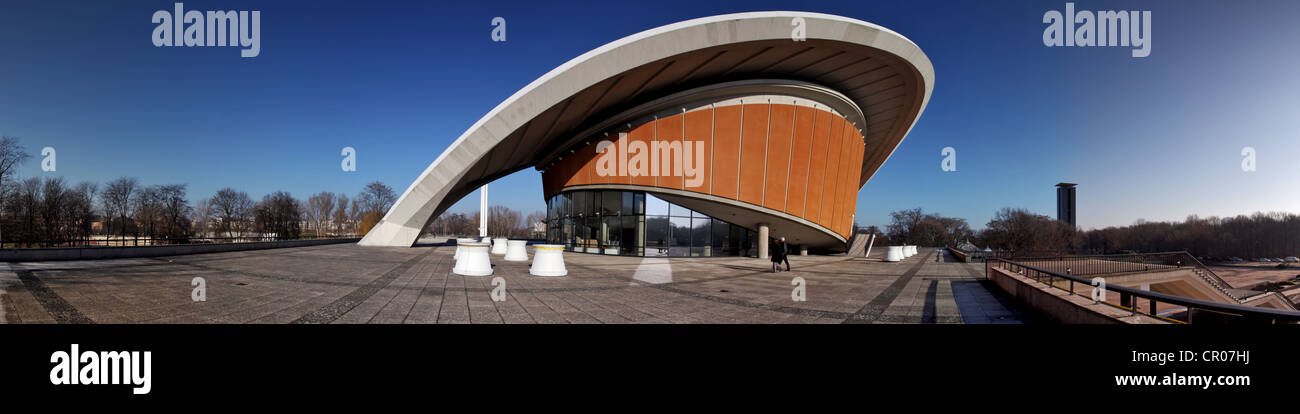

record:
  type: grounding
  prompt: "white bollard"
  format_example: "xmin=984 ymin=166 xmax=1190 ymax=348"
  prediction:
xmin=906 ymin=245 xmax=916 ymax=257
xmin=504 ymin=240 xmax=529 ymax=261
xmin=453 ymin=242 xmax=493 ymax=276
xmin=530 ymin=244 xmax=568 ymax=277
xmin=454 ymin=238 xmax=475 ymax=261
xmin=492 ymin=237 xmax=509 ymax=255
xmin=885 ymin=246 xmax=904 ymax=262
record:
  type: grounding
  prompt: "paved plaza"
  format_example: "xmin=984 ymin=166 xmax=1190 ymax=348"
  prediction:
xmin=0 ymin=243 xmax=1032 ymax=324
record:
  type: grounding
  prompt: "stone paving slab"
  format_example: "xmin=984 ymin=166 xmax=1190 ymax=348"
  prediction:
xmin=0 ymin=244 xmax=1033 ymax=324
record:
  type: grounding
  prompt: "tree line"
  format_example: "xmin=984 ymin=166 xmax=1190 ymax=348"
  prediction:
xmin=877 ymin=205 xmax=1300 ymax=259
xmin=424 ymin=206 xmax=546 ymax=239
xmin=0 ymin=136 xmax=399 ymax=246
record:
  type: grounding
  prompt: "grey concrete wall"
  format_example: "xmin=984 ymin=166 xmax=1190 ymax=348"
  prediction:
xmin=949 ymin=248 xmax=969 ymax=263
xmin=0 ymin=238 xmax=360 ymax=262
xmin=986 ymin=266 xmax=1165 ymax=324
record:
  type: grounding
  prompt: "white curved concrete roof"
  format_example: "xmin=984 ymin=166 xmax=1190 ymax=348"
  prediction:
xmin=362 ymin=11 xmax=934 ymax=247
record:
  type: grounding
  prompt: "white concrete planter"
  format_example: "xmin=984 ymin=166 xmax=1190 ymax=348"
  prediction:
xmin=885 ymin=246 xmax=903 ymax=262
xmin=530 ymin=244 xmax=568 ymax=277
xmin=455 ymin=238 xmax=475 ymax=261
xmin=491 ymin=237 xmax=509 ymax=255
xmin=453 ymin=242 xmax=493 ymax=276
xmin=504 ymin=240 xmax=529 ymax=261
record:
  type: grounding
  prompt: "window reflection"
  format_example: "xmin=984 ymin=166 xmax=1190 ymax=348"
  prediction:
xmin=545 ymin=189 xmax=758 ymax=258
xmin=645 ymin=194 xmax=669 ymax=216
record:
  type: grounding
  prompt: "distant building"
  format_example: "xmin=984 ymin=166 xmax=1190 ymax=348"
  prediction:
xmin=1056 ymin=183 xmax=1077 ymax=227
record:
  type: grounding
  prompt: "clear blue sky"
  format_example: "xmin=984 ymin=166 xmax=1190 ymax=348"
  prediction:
xmin=1 ymin=0 xmax=1296 ymax=231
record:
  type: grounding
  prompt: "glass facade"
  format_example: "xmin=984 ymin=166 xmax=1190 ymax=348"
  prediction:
xmin=546 ymin=190 xmax=757 ymax=257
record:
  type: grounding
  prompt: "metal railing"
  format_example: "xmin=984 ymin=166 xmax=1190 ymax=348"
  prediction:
xmin=997 ymin=251 xmax=1237 ymax=300
xmin=987 ymin=258 xmax=1300 ymax=324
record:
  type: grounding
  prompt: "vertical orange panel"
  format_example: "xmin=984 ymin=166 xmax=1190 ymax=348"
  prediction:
xmin=562 ymin=146 xmax=587 ymax=187
xmin=763 ymin=104 xmax=793 ymax=210
xmin=605 ymin=131 xmax=631 ymax=186
xmin=818 ymin=116 xmax=844 ymax=228
xmin=571 ymin=148 xmax=589 ymax=186
xmin=785 ymin=106 xmax=814 ymax=217
xmin=831 ymin=125 xmax=848 ymax=234
xmin=737 ymin=103 xmax=769 ymax=206
xmin=842 ymin=134 xmax=865 ymax=235
xmin=654 ymin=114 xmax=684 ymax=189
xmin=579 ymin=134 xmax=604 ymax=186
xmin=683 ymin=108 xmax=713 ymax=193
xmin=834 ymin=126 xmax=856 ymax=235
xmin=710 ymin=105 xmax=741 ymax=200
xmin=803 ymin=109 xmax=831 ymax=222
xmin=827 ymin=120 xmax=843 ymax=231
xmin=628 ymin=121 xmax=656 ymax=188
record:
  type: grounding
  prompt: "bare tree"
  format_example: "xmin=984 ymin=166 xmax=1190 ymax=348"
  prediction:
xmin=70 ymin=181 xmax=97 ymax=242
xmin=103 ymin=177 xmax=138 ymax=242
xmin=349 ymin=197 xmax=363 ymax=234
xmin=0 ymin=136 xmax=32 ymax=243
xmin=331 ymin=193 xmax=350 ymax=234
xmin=253 ymin=191 xmax=302 ymax=239
xmin=524 ymin=210 xmax=546 ymax=238
xmin=191 ymin=198 xmax=213 ymax=237
xmin=133 ymin=185 xmax=163 ymax=240
xmin=357 ymin=181 xmax=396 ymax=216
xmin=157 ymin=184 xmax=191 ymax=239
xmin=306 ymin=191 xmax=336 ymax=235
xmin=39 ymin=177 xmax=67 ymax=242
xmin=486 ymin=206 xmax=517 ymax=237
xmin=209 ymin=187 xmax=253 ymax=238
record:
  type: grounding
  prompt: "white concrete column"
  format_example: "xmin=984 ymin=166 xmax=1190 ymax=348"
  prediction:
xmin=479 ymin=185 xmax=488 ymax=238
xmin=758 ymin=223 xmax=769 ymax=259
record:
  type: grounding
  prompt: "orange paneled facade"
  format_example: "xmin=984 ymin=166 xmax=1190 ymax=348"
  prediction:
xmin=542 ymin=102 xmax=865 ymax=240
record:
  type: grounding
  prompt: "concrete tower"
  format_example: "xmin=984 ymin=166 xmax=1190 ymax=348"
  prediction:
xmin=1056 ymin=183 xmax=1076 ymax=228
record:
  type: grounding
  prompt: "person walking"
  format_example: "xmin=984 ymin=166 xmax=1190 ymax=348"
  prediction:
xmin=770 ymin=238 xmax=786 ymax=272
xmin=779 ymin=237 xmax=791 ymax=271
xmin=771 ymin=237 xmax=791 ymax=272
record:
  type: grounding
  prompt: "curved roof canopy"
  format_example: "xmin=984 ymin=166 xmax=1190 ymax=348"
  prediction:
xmin=361 ymin=11 xmax=934 ymax=247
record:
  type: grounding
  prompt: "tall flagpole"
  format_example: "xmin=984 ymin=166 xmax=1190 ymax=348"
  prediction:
xmin=479 ymin=185 xmax=488 ymax=238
